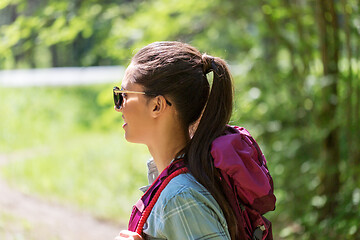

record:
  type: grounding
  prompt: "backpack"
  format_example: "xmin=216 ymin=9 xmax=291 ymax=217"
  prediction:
xmin=211 ymin=126 xmax=276 ymax=240
xmin=129 ymin=126 xmax=276 ymax=239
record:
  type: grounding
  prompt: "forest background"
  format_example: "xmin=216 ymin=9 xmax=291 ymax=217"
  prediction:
xmin=0 ymin=0 xmax=359 ymax=239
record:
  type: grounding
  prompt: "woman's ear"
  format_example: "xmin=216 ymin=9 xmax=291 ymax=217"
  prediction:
xmin=151 ymin=96 xmax=168 ymax=118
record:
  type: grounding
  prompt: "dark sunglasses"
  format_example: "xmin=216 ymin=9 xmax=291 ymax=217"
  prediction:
xmin=113 ymin=86 xmax=172 ymax=109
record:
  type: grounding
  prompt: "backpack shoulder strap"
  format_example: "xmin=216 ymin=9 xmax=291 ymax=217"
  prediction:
xmin=136 ymin=167 xmax=188 ymax=235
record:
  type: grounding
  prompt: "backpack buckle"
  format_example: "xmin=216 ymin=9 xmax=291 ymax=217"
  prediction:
xmin=252 ymin=225 xmax=265 ymax=240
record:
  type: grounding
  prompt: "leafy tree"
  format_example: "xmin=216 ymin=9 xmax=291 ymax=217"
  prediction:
xmin=1 ymin=0 xmax=359 ymax=238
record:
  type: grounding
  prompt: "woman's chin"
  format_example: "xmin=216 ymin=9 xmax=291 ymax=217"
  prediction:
xmin=124 ymin=132 xmax=136 ymax=143
xmin=124 ymin=134 xmax=146 ymax=145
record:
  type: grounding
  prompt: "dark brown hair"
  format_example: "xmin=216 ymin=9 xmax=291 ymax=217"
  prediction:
xmin=131 ymin=41 xmax=237 ymax=239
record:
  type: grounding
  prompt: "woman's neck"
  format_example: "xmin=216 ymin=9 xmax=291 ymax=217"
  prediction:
xmin=147 ymin=125 xmax=189 ymax=173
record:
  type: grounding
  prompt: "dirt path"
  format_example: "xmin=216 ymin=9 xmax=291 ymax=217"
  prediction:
xmin=0 ymin=150 xmax=125 ymax=240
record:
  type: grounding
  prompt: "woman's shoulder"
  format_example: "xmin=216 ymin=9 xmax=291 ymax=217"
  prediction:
xmin=161 ymin=173 xmax=211 ymax=199
xmin=155 ymin=173 xmax=222 ymax=214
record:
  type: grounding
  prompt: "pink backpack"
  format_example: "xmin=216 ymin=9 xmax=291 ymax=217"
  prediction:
xmin=211 ymin=126 xmax=276 ymax=239
xmin=129 ymin=126 xmax=276 ymax=239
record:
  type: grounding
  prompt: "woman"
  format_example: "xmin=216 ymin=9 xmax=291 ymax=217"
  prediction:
xmin=113 ymin=41 xmax=274 ymax=240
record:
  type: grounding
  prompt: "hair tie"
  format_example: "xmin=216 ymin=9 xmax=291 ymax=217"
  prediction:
xmin=202 ymin=54 xmax=215 ymax=74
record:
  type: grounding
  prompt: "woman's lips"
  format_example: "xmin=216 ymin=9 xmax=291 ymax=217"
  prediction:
xmin=122 ymin=115 xmax=127 ymax=128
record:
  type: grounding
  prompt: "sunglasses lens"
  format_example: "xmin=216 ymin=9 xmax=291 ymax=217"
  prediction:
xmin=113 ymin=87 xmax=123 ymax=109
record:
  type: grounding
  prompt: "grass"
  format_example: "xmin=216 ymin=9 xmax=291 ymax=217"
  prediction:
xmin=0 ymin=85 xmax=151 ymax=222
xmin=2 ymin=132 xmax=150 ymax=220
xmin=0 ymin=211 xmax=35 ymax=240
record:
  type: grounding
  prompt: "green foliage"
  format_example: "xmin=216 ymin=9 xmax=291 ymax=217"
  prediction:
xmin=1 ymin=0 xmax=360 ymax=239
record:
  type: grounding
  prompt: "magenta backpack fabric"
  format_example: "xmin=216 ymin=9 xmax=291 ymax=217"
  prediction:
xmin=211 ymin=126 xmax=276 ymax=239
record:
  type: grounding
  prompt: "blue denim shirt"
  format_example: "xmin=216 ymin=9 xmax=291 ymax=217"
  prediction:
xmin=142 ymin=172 xmax=230 ymax=239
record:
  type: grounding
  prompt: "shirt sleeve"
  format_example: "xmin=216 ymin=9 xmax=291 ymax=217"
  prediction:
xmin=149 ymin=189 xmax=231 ymax=240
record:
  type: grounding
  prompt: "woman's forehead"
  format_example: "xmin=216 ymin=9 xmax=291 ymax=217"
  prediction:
xmin=121 ymin=65 xmax=145 ymax=91
xmin=121 ymin=65 xmax=137 ymax=88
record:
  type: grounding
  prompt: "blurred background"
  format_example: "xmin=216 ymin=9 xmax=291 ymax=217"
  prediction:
xmin=0 ymin=0 xmax=359 ymax=239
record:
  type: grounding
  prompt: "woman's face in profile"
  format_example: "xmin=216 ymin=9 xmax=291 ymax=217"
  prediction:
xmin=118 ymin=65 xmax=154 ymax=144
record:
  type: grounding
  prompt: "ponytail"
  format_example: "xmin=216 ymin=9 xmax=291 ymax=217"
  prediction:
xmin=186 ymin=54 xmax=238 ymax=239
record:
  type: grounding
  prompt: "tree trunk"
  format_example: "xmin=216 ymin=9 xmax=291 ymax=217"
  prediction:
xmin=315 ymin=0 xmax=340 ymax=222
xmin=340 ymin=0 xmax=356 ymax=174
xmin=354 ymin=10 xmax=360 ymax=183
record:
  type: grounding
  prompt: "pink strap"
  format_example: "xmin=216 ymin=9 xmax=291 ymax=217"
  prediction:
xmin=136 ymin=167 xmax=188 ymax=235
